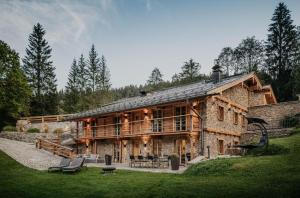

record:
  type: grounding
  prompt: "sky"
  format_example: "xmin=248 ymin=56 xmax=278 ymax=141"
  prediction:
xmin=0 ymin=0 xmax=300 ymax=90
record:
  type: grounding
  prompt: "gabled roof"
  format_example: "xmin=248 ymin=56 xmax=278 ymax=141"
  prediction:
xmin=65 ymin=73 xmax=256 ymax=120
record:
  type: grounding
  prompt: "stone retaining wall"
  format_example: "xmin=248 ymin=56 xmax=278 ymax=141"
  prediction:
xmin=0 ymin=132 xmax=57 ymax=143
xmin=248 ymin=101 xmax=300 ymax=127
xmin=241 ymin=128 xmax=294 ymax=144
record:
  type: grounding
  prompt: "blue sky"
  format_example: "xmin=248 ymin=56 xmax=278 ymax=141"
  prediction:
xmin=0 ymin=0 xmax=299 ymax=89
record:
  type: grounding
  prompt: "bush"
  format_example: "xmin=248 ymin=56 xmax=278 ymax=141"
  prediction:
xmin=185 ymin=158 xmax=234 ymax=176
xmin=247 ymin=144 xmax=290 ymax=156
xmin=27 ymin=128 xmax=40 ymax=133
xmin=2 ymin=125 xmax=17 ymax=132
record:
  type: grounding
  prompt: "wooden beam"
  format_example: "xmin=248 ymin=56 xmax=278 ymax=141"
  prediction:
xmin=205 ymin=127 xmax=241 ymax=137
xmin=212 ymin=95 xmax=248 ymax=112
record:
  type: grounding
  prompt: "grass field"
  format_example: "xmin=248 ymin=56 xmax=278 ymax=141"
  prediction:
xmin=1 ymin=130 xmax=300 ymax=198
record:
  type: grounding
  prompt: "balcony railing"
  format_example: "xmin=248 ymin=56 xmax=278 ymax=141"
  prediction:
xmin=81 ymin=114 xmax=199 ymax=138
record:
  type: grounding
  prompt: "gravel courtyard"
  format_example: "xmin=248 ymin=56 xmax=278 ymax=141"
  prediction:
xmin=0 ymin=138 xmax=62 ymax=170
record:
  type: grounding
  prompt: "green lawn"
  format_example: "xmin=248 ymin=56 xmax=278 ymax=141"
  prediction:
xmin=1 ymin=131 xmax=300 ymax=198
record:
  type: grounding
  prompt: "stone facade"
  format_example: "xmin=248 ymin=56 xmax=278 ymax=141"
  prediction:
xmin=203 ymin=132 xmax=240 ymax=157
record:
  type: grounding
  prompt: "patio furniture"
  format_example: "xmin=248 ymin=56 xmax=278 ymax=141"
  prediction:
xmin=62 ymin=157 xmax=85 ymax=173
xmin=102 ymin=167 xmax=116 ymax=174
xmin=48 ymin=157 xmax=71 ymax=172
xmin=105 ymin=154 xmax=112 ymax=165
xmin=84 ymin=154 xmax=100 ymax=163
xmin=137 ymin=155 xmax=144 ymax=167
xmin=159 ymin=156 xmax=169 ymax=168
xmin=147 ymin=155 xmax=154 ymax=168
xmin=129 ymin=155 xmax=136 ymax=167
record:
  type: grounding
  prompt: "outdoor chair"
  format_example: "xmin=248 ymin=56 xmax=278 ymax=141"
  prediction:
xmin=62 ymin=157 xmax=85 ymax=173
xmin=129 ymin=155 xmax=136 ymax=167
xmin=84 ymin=154 xmax=99 ymax=163
xmin=137 ymin=155 xmax=144 ymax=167
xmin=48 ymin=157 xmax=71 ymax=172
xmin=147 ymin=155 xmax=154 ymax=168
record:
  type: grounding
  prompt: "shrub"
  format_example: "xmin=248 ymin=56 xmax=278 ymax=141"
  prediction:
xmin=27 ymin=128 xmax=40 ymax=133
xmin=185 ymin=158 xmax=234 ymax=176
xmin=2 ymin=125 xmax=17 ymax=132
xmin=247 ymin=144 xmax=290 ymax=156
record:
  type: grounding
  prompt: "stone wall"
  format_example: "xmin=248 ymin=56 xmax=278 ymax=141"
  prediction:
xmin=249 ymin=91 xmax=266 ymax=107
xmin=205 ymin=96 xmax=247 ymax=135
xmin=0 ymin=132 xmax=57 ymax=143
xmin=241 ymin=128 xmax=294 ymax=144
xmin=248 ymin=101 xmax=300 ymax=127
xmin=203 ymin=132 xmax=240 ymax=158
xmin=222 ymin=84 xmax=249 ymax=107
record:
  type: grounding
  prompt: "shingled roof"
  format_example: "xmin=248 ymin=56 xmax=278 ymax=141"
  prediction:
xmin=65 ymin=73 xmax=248 ymax=120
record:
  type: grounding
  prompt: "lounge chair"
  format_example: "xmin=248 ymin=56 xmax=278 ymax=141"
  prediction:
xmin=48 ymin=157 xmax=71 ymax=172
xmin=62 ymin=157 xmax=85 ymax=173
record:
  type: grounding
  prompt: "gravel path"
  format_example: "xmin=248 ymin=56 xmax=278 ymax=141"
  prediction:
xmin=0 ymin=138 xmax=62 ymax=170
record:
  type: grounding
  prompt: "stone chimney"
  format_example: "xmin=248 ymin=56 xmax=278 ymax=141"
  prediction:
xmin=212 ymin=63 xmax=222 ymax=84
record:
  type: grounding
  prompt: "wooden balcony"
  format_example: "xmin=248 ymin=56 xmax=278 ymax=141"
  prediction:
xmin=81 ymin=114 xmax=199 ymax=139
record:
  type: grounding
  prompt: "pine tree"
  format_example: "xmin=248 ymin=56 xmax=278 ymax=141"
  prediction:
xmin=22 ymin=23 xmax=58 ymax=115
xmin=87 ymin=44 xmax=100 ymax=92
xmin=265 ymin=2 xmax=300 ymax=101
xmin=64 ymin=59 xmax=80 ymax=113
xmin=147 ymin=67 xmax=163 ymax=86
xmin=77 ymin=54 xmax=88 ymax=93
xmin=0 ymin=40 xmax=31 ymax=128
xmin=77 ymin=54 xmax=88 ymax=111
xmin=180 ymin=59 xmax=201 ymax=81
xmin=99 ymin=55 xmax=111 ymax=91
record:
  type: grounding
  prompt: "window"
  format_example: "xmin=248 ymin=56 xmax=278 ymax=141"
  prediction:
xmin=91 ymin=120 xmax=97 ymax=137
xmin=175 ymin=106 xmax=186 ymax=131
xmin=152 ymin=110 xmax=163 ymax=132
xmin=241 ymin=115 xmax=246 ymax=127
xmin=218 ymin=139 xmax=224 ymax=154
xmin=217 ymin=106 xmax=224 ymax=121
xmin=233 ymin=112 xmax=238 ymax=125
xmin=114 ymin=116 xmax=121 ymax=135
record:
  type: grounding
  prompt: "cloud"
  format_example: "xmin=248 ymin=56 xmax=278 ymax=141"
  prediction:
xmin=0 ymin=0 xmax=115 ymax=45
xmin=146 ymin=0 xmax=152 ymax=11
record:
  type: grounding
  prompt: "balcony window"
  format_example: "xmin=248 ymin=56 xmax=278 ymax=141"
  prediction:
xmin=114 ymin=116 xmax=121 ymax=135
xmin=175 ymin=106 xmax=186 ymax=131
xmin=152 ymin=110 xmax=163 ymax=132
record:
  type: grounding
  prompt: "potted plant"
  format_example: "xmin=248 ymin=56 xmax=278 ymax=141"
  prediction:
xmin=170 ymin=154 xmax=180 ymax=170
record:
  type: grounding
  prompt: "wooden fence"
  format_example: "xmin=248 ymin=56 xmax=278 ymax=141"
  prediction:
xmin=37 ymin=138 xmax=75 ymax=158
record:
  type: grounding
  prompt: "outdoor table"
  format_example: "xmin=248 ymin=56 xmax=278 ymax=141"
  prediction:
xmin=102 ymin=167 xmax=116 ymax=174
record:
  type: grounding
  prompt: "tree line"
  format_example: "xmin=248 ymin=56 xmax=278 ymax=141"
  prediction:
xmin=0 ymin=2 xmax=299 ymax=129
xmin=215 ymin=3 xmax=300 ymax=102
